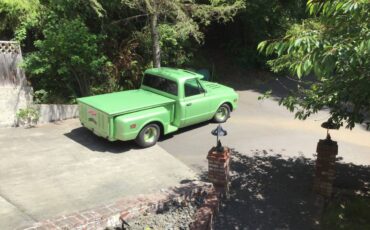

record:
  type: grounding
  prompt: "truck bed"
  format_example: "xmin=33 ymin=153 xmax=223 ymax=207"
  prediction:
xmin=77 ymin=89 xmax=175 ymax=116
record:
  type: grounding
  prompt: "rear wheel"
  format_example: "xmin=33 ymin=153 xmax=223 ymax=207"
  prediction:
xmin=135 ymin=124 xmax=160 ymax=148
xmin=213 ymin=104 xmax=231 ymax=123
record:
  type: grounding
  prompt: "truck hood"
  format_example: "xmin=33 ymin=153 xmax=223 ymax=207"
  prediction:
xmin=201 ymin=81 xmax=235 ymax=94
xmin=77 ymin=89 xmax=175 ymax=116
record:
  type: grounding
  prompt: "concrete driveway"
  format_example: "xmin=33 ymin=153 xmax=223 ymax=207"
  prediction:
xmin=1 ymin=76 xmax=369 ymax=229
xmin=158 ymin=79 xmax=370 ymax=173
xmin=0 ymin=121 xmax=196 ymax=229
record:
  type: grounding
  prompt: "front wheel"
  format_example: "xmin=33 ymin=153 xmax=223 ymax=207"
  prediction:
xmin=213 ymin=104 xmax=231 ymax=123
xmin=135 ymin=124 xmax=160 ymax=148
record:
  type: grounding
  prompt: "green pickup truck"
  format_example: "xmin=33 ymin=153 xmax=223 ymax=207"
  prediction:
xmin=77 ymin=67 xmax=238 ymax=147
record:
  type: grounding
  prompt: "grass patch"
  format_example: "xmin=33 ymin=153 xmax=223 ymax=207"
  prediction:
xmin=321 ymin=196 xmax=370 ymax=229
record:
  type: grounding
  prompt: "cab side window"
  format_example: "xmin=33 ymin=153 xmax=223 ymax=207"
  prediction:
xmin=185 ymin=79 xmax=205 ymax=97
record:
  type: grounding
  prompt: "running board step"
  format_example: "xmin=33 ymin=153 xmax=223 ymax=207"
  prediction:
xmin=167 ymin=124 xmax=178 ymax=134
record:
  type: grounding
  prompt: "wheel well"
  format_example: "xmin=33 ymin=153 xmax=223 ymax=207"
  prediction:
xmin=224 ymin=102 xmax=233 ymax=111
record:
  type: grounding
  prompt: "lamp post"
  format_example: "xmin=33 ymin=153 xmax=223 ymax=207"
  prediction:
xmin=211 ymin=124 xmax=228 ymax=153
xmin=320 ymin=119 xmax=340 ymax=141
xmin=313 ymin=119 xmax=339 ymax=197
xmin=207 ymin=124 xmax=230 ymax=194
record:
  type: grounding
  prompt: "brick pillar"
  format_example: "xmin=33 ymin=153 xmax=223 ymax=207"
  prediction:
xmin=207 ymin=147 xmax=230 ymax=189
xmin=313 ymin=139 xmax=338 ymax=197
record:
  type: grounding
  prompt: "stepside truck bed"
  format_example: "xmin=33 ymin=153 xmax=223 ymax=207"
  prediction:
xmin=77 ymin=89 xmax=175 ymax=140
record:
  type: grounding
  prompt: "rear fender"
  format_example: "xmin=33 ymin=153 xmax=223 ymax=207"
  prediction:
xmin=114 ymin=106 xmax=171 ymax=141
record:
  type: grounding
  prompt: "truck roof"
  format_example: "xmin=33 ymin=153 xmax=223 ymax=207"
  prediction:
xmin=145 ymin=67 xmax=203 ymax=82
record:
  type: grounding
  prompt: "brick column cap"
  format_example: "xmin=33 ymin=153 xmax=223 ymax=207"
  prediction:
xmin=317 ymin=139 xmax=338 ymax=155
xmin=207 ymin=147 xmax=230 ymax=162
xmin=318 ymin=139 xmax=338 ymax=146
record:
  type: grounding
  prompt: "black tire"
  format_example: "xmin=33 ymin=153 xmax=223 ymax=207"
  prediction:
xmin=213 ymin=104 xmax=231 ymax=123
xmin=135 ymin=123 xmax=160 ymax=148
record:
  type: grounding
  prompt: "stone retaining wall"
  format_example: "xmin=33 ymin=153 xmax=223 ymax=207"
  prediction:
xmin=22 ymin=181 xmax=219 ymax=230
xmin=0 ymin=86 xmax=33 ymax=127
xmin=0 ymin=100 xmax=79 ymax=127
xmin=36 ymin=104 xmax=79 ymax=124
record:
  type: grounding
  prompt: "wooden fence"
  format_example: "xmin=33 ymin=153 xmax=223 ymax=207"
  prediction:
xmin=0 ymin=41 xmax=26 ymax=86
xmin=0 ymin=41 xmax=32 ymax=127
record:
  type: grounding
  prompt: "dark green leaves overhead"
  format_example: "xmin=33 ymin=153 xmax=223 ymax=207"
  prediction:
xmin=258 ymin=0 xmax=370 ymax=128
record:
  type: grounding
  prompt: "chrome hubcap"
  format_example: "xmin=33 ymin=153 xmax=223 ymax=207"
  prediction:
xmin=216 ymin=107 xmax=228 ymax=121
xmin=144 ymin=127 xmax=157 ymax=143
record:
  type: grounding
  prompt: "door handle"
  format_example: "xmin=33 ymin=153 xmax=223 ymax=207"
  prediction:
xmin=186 ymin=103 xmax=192 ymax=106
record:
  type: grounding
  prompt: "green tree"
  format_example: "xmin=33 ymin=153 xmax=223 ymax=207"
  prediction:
xmin=122 ymin=0 xmax=245 ymax=67
xmin=258 ymin=0 xmax=370 ymax=128
xmin=24 ymin=18 xmax=108 ymax=99
xmin=0 ymin=0 xmax=40 ymax=41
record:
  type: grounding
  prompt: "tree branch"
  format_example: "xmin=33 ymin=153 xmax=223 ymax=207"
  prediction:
xmin=110 ymin=14 xmax=149 ymax=25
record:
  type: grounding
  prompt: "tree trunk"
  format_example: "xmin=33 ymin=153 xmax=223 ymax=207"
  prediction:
xmin=150 ymin=12 xmax=161 ymax=68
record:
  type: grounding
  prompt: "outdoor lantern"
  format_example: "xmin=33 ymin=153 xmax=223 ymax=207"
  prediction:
xmin=321 ymin=118 xmax=340 ymax=141
xmin=211 ymin=124 xmax=228 ymax=152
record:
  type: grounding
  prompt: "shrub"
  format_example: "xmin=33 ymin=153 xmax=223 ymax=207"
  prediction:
xmin=16 ymin=107 xmax=40 ymax=128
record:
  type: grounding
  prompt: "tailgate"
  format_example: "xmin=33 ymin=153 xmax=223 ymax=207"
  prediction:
xmin=79 ymin=102 xmax=110 ymax=139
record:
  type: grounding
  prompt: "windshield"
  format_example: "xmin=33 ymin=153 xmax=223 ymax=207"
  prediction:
xmin=142 ymin=74 xmax=178 ymax=96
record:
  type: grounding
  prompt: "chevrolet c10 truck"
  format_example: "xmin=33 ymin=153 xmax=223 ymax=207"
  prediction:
xmin=77 ymin=67 xmax=238 ymax=147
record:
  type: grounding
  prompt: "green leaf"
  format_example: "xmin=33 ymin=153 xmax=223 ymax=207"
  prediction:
xmin=257 ymin=41 xmax=267 ymax=52
xmin=296 ymin=63 xmax=302 ymax=78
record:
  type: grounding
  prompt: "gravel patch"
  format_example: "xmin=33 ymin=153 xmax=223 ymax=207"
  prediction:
xmin=109 ymin=193 xmax=209 ymax=230
xmin=127 ymin=204 xmax=197 ymax=230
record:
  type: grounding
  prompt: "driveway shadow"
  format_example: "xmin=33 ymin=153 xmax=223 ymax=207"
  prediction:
xmin=64 ymin=127 xmax=138 ymax=154
xmin=65 ymin=121 xmax=212 ymax=153
xmin=159 ymin=121 xmax=211 ymax=141
xmin=214 ymin=149 xmax=370 ymax=229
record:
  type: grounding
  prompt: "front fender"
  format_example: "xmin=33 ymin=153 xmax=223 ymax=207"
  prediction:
xmin=216 ymin=93 xmax=239 ymax=112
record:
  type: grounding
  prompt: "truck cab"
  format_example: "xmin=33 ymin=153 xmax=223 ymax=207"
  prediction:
xmin=77 ymin=68 xmax=238 ymax=147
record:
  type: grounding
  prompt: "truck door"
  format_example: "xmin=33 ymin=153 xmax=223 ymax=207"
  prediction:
xmin=183 ymin=78 xmax=210 ymax=126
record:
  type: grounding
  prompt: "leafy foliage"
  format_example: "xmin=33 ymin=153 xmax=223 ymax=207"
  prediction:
xmin=121 ymin=0 xmax=245 ymax=66
xmin=0 ymin=0 xmax=245 ymax=102
xmin=101 ymin=39 xmax=148 ymax=92
xmin=258 ymin=0 xmax=370 ymax=128
xmin=24 ymin=18 xmax=108 ymax=99
xmin=0 ymin=0 xmax=41 ymax=41
xmin=134 ymin=24 xmax=195 ymax=67
xmin=16 ymin=107 xmax=40 ymax=128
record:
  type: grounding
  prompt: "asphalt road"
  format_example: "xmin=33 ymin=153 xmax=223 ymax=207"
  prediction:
xmin=158 ymin=85 xmax=370 ymax=173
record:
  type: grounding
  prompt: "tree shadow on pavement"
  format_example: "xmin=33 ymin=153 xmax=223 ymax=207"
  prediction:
xmin=214 ymin=149 xmax=370 ymax=230
xmin=64 ymin=127 xmax=138 ymax=153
